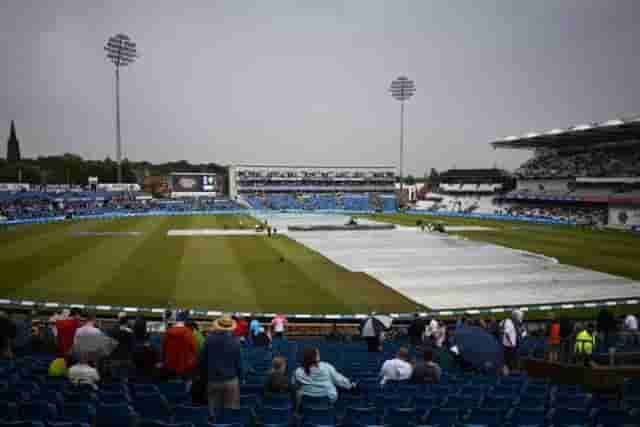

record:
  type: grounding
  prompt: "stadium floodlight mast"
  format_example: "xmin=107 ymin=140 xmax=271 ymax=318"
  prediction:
xmin=105 ymin=34 xmax=137 ymax=183
xmin=389 ymin=76 xmax=416 ymax=192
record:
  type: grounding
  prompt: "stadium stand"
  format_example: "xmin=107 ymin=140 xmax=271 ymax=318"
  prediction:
xmin=229 ymin=165 xmax=398 ymax=212
xmin=490 ymin=116 xmax=640 ymax=229
xmin=1 ymin=313 xmax=639 ymax=427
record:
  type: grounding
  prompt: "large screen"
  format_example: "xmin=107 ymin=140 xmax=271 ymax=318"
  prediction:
xmin=171 ymin=174 xmax=218 ymax=192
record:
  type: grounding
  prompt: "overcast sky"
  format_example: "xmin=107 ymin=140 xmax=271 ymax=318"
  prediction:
xmin=2 ymin=1 xmax=639 ymax=175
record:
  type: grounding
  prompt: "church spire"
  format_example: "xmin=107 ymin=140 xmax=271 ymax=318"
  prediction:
xmin=7 ymin=120 xmax=21 ymax=163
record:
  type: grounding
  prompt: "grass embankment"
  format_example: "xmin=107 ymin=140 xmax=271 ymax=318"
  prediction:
xmin=0 ymin=215 xmax=415 ymax=314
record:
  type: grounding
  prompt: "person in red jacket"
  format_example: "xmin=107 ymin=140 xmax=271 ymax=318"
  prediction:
xmin=163 ymin=311 xmax=197 ymax=378
xmin=233 ymin=314 xmax=248 ymax=341
xmin=56 ymin=308 xmax=81 ymax=357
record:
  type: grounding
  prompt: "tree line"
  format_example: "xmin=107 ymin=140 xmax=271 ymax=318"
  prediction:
xmin=0 ymin=154 xmax=225 ymax=185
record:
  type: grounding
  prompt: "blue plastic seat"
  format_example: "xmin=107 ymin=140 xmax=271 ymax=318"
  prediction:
xmin=158 ymin=382 xmax=190 ymax=405
xmin=518 ymin=396 xmax=546 ymax=410
xmin=46 ymin=423 xmax=91 ymax=427
xmin=594 ymin=407 xmax=639 ymax=427
xmin=172 ymin=405 xmax=211 ymax=426
xmin=551 ymin=407 xmax=591 ymax=427
xmin=260 ymin=406 xmax=290 ymax=425
xmin=0 ymin=422 xmax=45 ymax=427
xmin=385 ymin=407 xmax=417 ymax=427
xmin=19 ymin=401 xmax=58 ymax=422
xmin=134 ymin=394 xmax=171 ymax=422
xmin=427 ymin=407 xmax=459 ymax=427
xmin=344 ymin=406 xmax=377 ymax=426
xmin=98 ymin=390 xmax=131 ymax=404
xmin=61 ymin=391 xmax=98 ymax=404
xmin=301 ymin=407 xmax=336 ymax=426
xmin=131 ymin=384 xmax=160 ymax=397
xmin=215 ymin=408 xmax=254 ymax=426
xmin=95 ymin=403 xmax=137 ymax=427
xmin=466 ymin=408 xmax=503 ymax=427
xmin=0 ymin=401 xmax=18 ymax=421
xmin=482 ymin=395 xmax=513 ymax=411
xmin=510 ymin=407 xmax=548 ymax=427
xmin=0 ymin=391 xmax=29 ymax=403
xmin=443 ymin=396 xmax=479 ymax=412
xmin=139 ymin=422 xmax=195 ymax=427
xmin=59 ymin=403 xmax=95 ymax=424
xmin=552 ymin=393 xmax=590 ymax=410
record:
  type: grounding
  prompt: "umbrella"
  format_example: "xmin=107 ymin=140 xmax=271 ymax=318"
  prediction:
xmin=453 ymin=326 xmax=504 ymax=372
xmin=361 ymin=314 xmax=393 ymax=338
xmin=72 ymin=333 xmax=118 ymax=361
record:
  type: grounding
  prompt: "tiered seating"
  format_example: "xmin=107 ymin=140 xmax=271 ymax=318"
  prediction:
xmin=2 ymin=340 xmax=640 ymax=427
xmin=242 ymin=193 xmax=396 ymax=212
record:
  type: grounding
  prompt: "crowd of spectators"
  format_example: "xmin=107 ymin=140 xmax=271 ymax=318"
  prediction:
xmin=0 ymin=194 xmax=244 ymax=221
xmin=515 ymin=147 xmax=640 ymax=179
xmin=495 ymin=205 xmax=609 ymax=225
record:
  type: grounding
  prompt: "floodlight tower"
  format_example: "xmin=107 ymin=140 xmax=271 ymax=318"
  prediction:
xmin=389 ymin=76 xmax=416 ymax=191
xmin=105 ymin=34 xmax=137 ymax=183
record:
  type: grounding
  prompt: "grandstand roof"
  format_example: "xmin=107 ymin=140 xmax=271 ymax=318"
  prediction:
xmin=491 ymin=114 xmax=640 ymax=149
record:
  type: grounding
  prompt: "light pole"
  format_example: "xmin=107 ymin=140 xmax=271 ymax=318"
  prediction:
xmin=389 ymin=76 xmax=416 ymax=192
xmin=105 ymin=34 xmax=137 ymax=183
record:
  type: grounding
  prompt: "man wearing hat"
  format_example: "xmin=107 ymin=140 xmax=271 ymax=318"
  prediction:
xmin=163 ymin=311 xmax=198 ymax=378
xmin=199 ymin=314 xmax=243 ymax=414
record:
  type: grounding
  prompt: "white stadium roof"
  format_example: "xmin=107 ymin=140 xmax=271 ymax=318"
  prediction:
xmin=492 ymin=114 xmax=640 ymax=149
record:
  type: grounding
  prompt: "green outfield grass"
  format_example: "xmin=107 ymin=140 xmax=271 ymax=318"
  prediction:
xmin=0 ymin=215 xmax=415 ymax=313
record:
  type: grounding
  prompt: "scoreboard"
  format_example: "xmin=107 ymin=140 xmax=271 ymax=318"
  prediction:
xmin=170 ymin=173 xmax=219 ymax=196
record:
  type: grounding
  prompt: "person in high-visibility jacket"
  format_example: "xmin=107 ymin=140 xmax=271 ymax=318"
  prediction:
xmin=574 ymin=324 xmax=595 ymax=366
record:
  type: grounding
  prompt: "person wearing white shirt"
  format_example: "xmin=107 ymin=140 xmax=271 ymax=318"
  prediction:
xmin=73 ymin=313 xmax=103 ymax=343
xmin=501 ymin=311 xmax=521 ymax=372
xmin=379 ymin=347 xmax=413 ymax=385
xmin=624 ymin=314 xmax=638 ymax=331
xmin=68 ymin=354 xmax=100 ymax=390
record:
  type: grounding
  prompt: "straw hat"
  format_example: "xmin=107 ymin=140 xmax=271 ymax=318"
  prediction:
xmin=212 ymin=315 xmax=237 ymax=331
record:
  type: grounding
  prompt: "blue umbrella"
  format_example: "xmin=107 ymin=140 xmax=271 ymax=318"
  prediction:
xmin=454 ymin=326 xmax=504 ymax=372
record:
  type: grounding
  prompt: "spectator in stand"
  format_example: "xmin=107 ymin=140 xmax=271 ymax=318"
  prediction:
xmin=48 ymin=356 xmax=68 ymax=377
xmin=379 ymin=346 xmax=413 ymax=385
xmin=0 ymin=311 xmax=16 ymax=358
xmin=187 ymin=319 xmax=205 ymax=352
xmin=249 ymin=317 xmax=261 ymax=340
xmin=271 ymin=313 xmax=288 ymax=339
xmin=163 ymin=311 xmax=198 ymax=379
xmin=233 ymin=314 xmax=248 ymax=342
xmin=264 ymin=356 xmax=291 ymax=399
xmin=501 ymin=311 xmax=519 ymax=373
xmin=559 ymin=316 xmax=574 ymax=362
xmin=74 ymin=311 xmax=102 ymax=339
xmin=624 ymin=313 xmax=638 ymax=331
xmin=13 ymin=311 xmax=34 ymax=356
xmin=294 ymin=347 xmax=355 ymax=408
xmin=108 ymin=312 xmax=135 ymax=370
xmin=200 ymin=315 xmax=243 ymax=413
xmin=546 ymin=314 xmax=561 ymax=362
xmin=574 ymin=323 xmax=595 ymax=367
xmin=408 ymin=313 xmax=426 ymax=347
xmin=253 ymin=326 xmax=271 ymax=348
xmin=132 ymin=316 xmax=160 ymax=381
xmin=68 ymin=352 xmax=100 ymax=390
xmin=597 ymin=308 xmax=617 ymax=349
xmin=433 ymin=320 xmax=447 ymax=348
xmin=73 ymin=311 xmax=116 ymax=365
xmin=56 ymin=308 xmax=82 ymax=357
xmin=411 ymin=348 xmax=441 ymax=384
xmin=133 ymin=315 xmax=148 ymax=345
